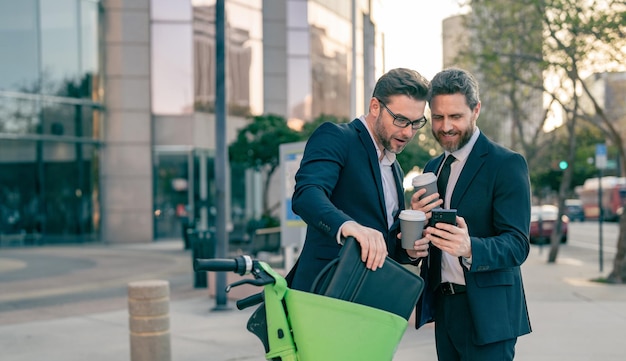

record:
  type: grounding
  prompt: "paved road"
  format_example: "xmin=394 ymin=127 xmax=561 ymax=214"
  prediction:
xmin=568 ymin=221 xmax=618 ymax=254
xmin=1 ymin=237 xmax=626 ymax=360
xmin=0 ymin=240 xmax=204 ymax=324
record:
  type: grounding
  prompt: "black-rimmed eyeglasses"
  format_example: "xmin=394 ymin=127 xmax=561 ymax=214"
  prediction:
xmin=377 ymin=98 xmax=427 ymax=130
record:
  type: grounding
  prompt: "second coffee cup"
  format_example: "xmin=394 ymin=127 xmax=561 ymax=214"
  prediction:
xmin=399 ymin=210 xmax=427 ymax=249
xmin=412 ymin=172 xmax=438 ymax=203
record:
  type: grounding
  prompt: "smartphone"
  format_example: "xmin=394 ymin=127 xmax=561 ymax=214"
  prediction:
xmin=430 ymin=209 xmax=457 ymax=226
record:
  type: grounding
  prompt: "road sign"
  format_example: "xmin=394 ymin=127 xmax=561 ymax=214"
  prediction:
xmin=596 ymin=144 xmax=607 ymax=170
xmin=606 ymin=159 xmax=617 ymax=169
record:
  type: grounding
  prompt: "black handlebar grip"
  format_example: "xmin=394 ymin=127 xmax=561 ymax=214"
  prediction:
xmin=236 ymin=292 xmax=264 ymax=310
xmin=194 ymin=258 xmax=237 ymax=272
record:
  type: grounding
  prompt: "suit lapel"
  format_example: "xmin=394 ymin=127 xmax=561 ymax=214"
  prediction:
xmin=354 ymin=120 xmax=388 ymax=221
xmin=450 ymin=133 xmax=489 ymax=209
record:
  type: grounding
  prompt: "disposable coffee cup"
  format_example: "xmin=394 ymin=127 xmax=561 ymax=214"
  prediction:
xmin=399 ymin=210 xmax=427 ymax=249
xmin=412 ymin=172 xmax=438 ymax=203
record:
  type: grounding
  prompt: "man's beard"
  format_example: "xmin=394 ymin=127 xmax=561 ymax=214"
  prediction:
xmin=433 ymin=126 xmax=474 ymax=153
xmin=374 ymin=113 xmax=407 ymax=154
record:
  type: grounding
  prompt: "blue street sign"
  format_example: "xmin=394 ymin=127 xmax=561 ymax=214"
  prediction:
xmin=596 ymin=144 xmax=607 ymax=169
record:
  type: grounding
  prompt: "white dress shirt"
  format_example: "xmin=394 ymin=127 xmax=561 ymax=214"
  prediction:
xmin=439 ymin=128 xmax=481 ymax=285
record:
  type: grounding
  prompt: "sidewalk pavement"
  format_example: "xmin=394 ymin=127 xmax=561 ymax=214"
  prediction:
xmin=1 ymin=239 xmax=625 ymax=361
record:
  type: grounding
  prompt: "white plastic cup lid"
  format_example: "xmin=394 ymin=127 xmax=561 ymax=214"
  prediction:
xmin=412 ymin=172 xmax=437 ymax=187
xmin=399 ymin=210 xmax=426 ymax=221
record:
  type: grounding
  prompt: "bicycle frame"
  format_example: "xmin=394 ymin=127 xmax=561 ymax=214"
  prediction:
xmin=195 ymin=256 xmax=408 ymax=361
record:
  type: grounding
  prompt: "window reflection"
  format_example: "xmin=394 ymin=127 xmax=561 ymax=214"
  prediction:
xmin=152 ymin=23 xmax=194 ymax=115
xmin=0 ymin=139 xmax=96 ymax=240
xmin=288 ymin=2 xmax=351 ymax=121
xmin=0 ymin=0 xmax=39 ymax=93
xmin=0 ymin=140 xmax=38 ymax=235
xmin=193 ymin=1 xmax=263 ymax=116
xmin=288 ymin=58 xmax=312 ymax=120
xmin=0 ymin=97 xmax=39 ymax=135
xmin=80 ymin=0 xmax=100 ymax=100
xmin=41 ymin=0 xmax=81 ymax=97
xmin=0 ymin=0 xmax=103 ymax=243
xmin=152 ymin=0 xmax=192 ymax=21
xmin=42 ymin=141 xmax=95 ymax=237
xmin=41 ymin=102 xmax=94 ymax=139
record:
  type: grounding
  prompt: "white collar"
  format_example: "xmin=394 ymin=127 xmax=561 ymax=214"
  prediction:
xmin=359 ymin=116 xmax=396 ymax=165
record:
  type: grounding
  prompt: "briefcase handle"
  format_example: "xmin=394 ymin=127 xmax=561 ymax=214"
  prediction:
xmin=310 ymin=257 xmax=340 ymax=294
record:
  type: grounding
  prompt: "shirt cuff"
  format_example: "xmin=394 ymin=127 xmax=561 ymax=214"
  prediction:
xmin=461 ymin=256 xmax=472 ymax=268
xmin=336 ymin=221 xmax=357 ymax=245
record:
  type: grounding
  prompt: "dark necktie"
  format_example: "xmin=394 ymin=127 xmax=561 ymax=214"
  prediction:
xmin=429 ymin=154 xmax=455 ymax=289
xmin=437 ymin=155 xmax=456 ymax=202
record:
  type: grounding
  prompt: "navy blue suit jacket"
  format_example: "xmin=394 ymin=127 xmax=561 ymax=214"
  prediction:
xmin=290 ymin=119 xmax=410 ymax=292
xmin=417 ymin=132 xmax=532 ymax=345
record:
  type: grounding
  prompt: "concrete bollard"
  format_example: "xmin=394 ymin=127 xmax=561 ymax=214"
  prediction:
xmin=128 ymin=280 xmax=171 ymax=361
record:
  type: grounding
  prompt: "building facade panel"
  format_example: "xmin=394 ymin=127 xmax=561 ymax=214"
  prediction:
xmin=104 ymin=9 xmax=150 ymax=43
xmin=105 ymin=44 xmax=151 ymax=77
xmin=100 ymin=143 xmax=152 ymax=176
xmin=102 ymin=0 xmax=152 ymax=243
xmin=102 ymin=203 xmax=153 ymax=243
xmin=104 ymin=111 xmax=152 ymax=143
xmin=102 ymin=175 xmax=153 ymax=208
xmin=105 ymin=77 xmax=151 ymax=111
xmin=153 ymin=115 xmax=194 ymax=146
xmin=1 ymin=0 xmax=385 ymax=246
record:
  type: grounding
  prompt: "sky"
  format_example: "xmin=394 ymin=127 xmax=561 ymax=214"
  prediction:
xmin=382 ymin=0 xmax=465 ymax=80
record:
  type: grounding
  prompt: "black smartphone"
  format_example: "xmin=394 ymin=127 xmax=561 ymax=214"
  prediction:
xmin=430 ymin=209 xmax=457 ymax=226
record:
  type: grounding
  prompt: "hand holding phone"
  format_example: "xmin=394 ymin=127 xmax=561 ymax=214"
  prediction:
xmin=430 ymin=209 xmax=457 ymax=226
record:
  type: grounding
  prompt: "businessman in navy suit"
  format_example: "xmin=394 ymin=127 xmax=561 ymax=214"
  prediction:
xmin=412 ymin=68 xmax=532 ymax=360
xmin=289 ymin=68 xmax=431 ymax=292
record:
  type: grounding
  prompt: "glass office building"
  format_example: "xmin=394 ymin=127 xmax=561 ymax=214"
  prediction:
xmin=0 ymin=0 xmax=384 ymax=246
xmin=0 ymin=0 xmax=102 ymax=244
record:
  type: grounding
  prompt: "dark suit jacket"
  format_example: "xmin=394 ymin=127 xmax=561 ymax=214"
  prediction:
xmin=290 ymin=119 xmax=410 ymax=292
xmin=417 ymin=132 xmax=532 ymax=345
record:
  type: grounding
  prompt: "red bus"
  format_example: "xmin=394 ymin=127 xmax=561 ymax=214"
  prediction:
xmin=575 ymin=176 xmax=626 ymax=221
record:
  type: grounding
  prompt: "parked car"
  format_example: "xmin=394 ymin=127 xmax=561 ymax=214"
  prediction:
xmin=529 ymin=205 xmax=568 ymax=244
xmin=565 ymin=199 xmax=585 ymax=222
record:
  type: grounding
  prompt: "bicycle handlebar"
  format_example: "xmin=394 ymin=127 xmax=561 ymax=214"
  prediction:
xmin=193 ymin=255 xmax=277 ymax=309
xmin=194 ymin=255 xmax=254 ymax=275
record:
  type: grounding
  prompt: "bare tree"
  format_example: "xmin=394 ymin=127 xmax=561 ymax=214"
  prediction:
xmin=462 ymin=0 xmax=626 ymax=277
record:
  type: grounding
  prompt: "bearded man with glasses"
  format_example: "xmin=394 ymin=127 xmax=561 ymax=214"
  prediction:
xmin=288 ymin=68 xmax=431 ymax=292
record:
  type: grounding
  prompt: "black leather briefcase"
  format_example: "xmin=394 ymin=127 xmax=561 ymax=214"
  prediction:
xmin=311 ymin=236 xmax=424 ymax=320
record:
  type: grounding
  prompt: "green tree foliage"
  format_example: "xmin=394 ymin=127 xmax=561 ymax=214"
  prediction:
xmin=229 ymin=114 xmax=300 ymax=216
xmin=229 ymin=113 xmax=301 ymax=171
xmin=531 ymin=123 xmax=604 ymax=195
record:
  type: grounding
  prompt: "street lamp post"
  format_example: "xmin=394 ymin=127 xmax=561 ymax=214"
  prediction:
xmin=213 ymin=0 xmax=229 ymax=310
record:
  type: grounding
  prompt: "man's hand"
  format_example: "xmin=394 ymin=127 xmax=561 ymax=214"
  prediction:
xmin=341 ymin=222 xmax=387 ymax=271
xmin=401 ymin=235 xmax=430 ymax=260
xmin=410 ymin=188 xmax=443 ymax=221
xmin=425 ymin=216 xmax=471 ymax=258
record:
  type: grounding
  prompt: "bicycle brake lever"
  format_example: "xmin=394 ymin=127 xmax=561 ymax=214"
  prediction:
xmin=226 ymin=278 xmax=271 ymax=292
